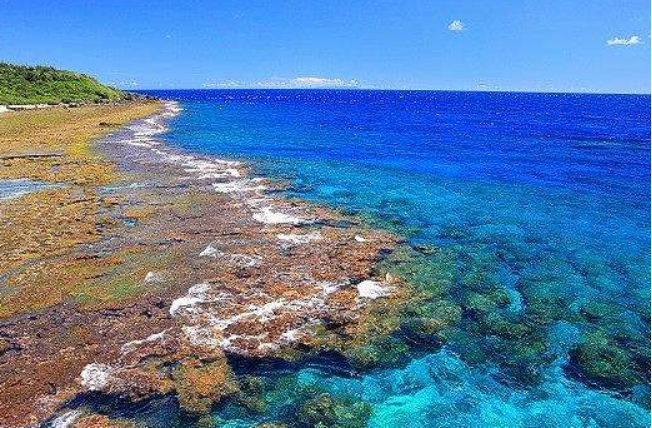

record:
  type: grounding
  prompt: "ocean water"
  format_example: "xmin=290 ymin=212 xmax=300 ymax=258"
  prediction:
xmin=139 ymin=90 xmax=650 ymax=428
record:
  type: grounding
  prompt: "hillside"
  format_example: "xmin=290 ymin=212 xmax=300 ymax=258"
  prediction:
xmin=0 ymin=62 xmax=130 ymax=105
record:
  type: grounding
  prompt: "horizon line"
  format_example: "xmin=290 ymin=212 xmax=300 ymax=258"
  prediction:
xmin=130 ymin=87 xmax=652 ymax=96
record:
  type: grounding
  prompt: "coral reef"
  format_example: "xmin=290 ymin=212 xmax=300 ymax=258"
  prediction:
xmin=0 ymin=102 xmax=405 ymax=427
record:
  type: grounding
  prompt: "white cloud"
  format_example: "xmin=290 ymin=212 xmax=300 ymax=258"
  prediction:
xmin=201 ymin=76 xmax=362 ymax=89
xmin=448 ymin=20 xmax=465 ymax=32
xmin=474 ymin=82 xmax=500 ymax=91
xmin=202 ymin=79 xmax=243 ymax=88
xmin=107 ymin=79 xmax=139 ymax=89
xmin=606 ymin=35 xmax=641 ymax=46
xmin=294 ymin=77 xmax=360 ymax=87
xmin=252 ymin=77 xmax=360 ymax=88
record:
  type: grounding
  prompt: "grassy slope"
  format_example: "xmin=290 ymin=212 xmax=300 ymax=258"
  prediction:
xmin=0 ymin=62 xmax=129 ymax=105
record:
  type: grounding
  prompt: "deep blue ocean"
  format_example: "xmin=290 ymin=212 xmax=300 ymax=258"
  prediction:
xmin=140 ymin=90 xmax=650 ymax=428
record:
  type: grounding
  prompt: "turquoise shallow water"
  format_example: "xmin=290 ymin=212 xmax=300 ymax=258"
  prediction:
xmin=138 ymin=90 xmax=650 ymax=427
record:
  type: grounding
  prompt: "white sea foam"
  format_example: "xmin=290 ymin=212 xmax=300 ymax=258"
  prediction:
xmin=169 ymin=282 xmax=212 ymax=315
xmin=80 ymin=363 xmax=113 ymax=392
xmin=213 ymin=180 xmax=266 ymax=194
xmin=169 ymin=296 xmax=204 ymax=316
xmin=245 ymin=197 xmax=269 ymax=208
xmin=49 ymin=410 xmax=82 ymax=428
xmin=199 ymin=244 xmax=220 ymax=257
xmin=164 ymin=101 xmax=183 ymax=115
xmin=257 ymin=341 xmax=280 ymax=352
xmin=222 ymin=332 xmax=278 ymax=353
xmin=277 ymin=232 xmax=323 ymax=244
xmin=280 ymin=328 xmax=302 ymax=342
xmin=121 ymin=102 xmax=248 ymax=186
xmin=356 ymin=280 xmax=393 ymax=299
xmin=120 ymin=331 xmax=167 ymax=354
xmin=317 ymin=281 xmax=342 ymax=295
xmin=280 ymin=321 xmax=320 ymax=344
xmin=227 ymin=253 xmax=262 ymax=267
xmin=183 ymin=159 xmax=241 ymax=179
xmin=254 ymin=206 xmax=306 ymax=225
xmin=182 ymin=325 xmax=221 ymax=348
xmin=127 ymin=141 xmax=159 ymax=148
xmin=219 ymin=333 xmax=242 ymax=349
xmin=144 ymin=271 xmax=163 ymax=283
xmin=249 ymin=299 xmax=286 ymax=321
xmin=168 ymin=278 xmax=351 ymax=353
xmin=199 ymin=244 xmax=262 ymax=267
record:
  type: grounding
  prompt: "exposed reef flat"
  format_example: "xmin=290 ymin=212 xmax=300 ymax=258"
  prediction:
xmin=0 ymin=101 xmax=161 ymax=427
xmin=0 ymin=102 xmax=403 ymax=427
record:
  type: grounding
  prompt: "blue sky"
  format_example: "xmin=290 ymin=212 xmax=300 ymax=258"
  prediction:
xmin=1 ymin=0 xmax=649 ymax=93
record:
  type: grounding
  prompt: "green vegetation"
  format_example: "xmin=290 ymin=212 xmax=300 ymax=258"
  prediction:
xmin=0 ymin=62 xmax=130 ymax=105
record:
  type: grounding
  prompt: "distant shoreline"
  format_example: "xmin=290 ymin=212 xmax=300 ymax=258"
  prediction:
xmin=0 ymin=93 xmax=158 ymax=115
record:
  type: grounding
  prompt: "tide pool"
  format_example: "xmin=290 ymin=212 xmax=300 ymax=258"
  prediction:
xmin=0 ymin=178 xmax=60 ymax=200
xmin=138 ymin=89 xmax=650 ymax=427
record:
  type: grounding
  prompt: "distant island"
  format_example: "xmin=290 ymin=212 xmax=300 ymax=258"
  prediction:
xmin=0 ymin=62 xmax=133 ymax=105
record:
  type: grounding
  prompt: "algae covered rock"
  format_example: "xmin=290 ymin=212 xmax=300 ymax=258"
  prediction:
xmin=345 ymin=336 xmax=410 ymax=370
xmin=567 ymin=330 xmax=647 ymax=390
xmin=233 ymin=376 xmax=270 ymax=415
xmin=71 ymin=414 xmax=138 ymax=428
xmin=296 ymin=393 xmax=372 ymax=428
xmin=381 ymin=245 xmax=456 ymax=299
xmin=174 ymin=357 xmax=240 ymax=414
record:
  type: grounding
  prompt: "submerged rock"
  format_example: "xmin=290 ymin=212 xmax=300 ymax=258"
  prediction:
xmin=296 ymin=393 xmax=372 ymax=428
xmin=567 ymin=330 xmax=647 ymax=390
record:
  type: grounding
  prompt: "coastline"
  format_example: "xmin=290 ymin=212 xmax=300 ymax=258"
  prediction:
xmin=0 ymin=100 xmax=404 ymax=427
xmin=0 ymin=100 xmax=163 ymax=427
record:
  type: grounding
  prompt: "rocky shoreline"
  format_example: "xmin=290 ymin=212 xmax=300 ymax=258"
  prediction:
xmin=0 ymin=101 xmax=404 ymax=427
